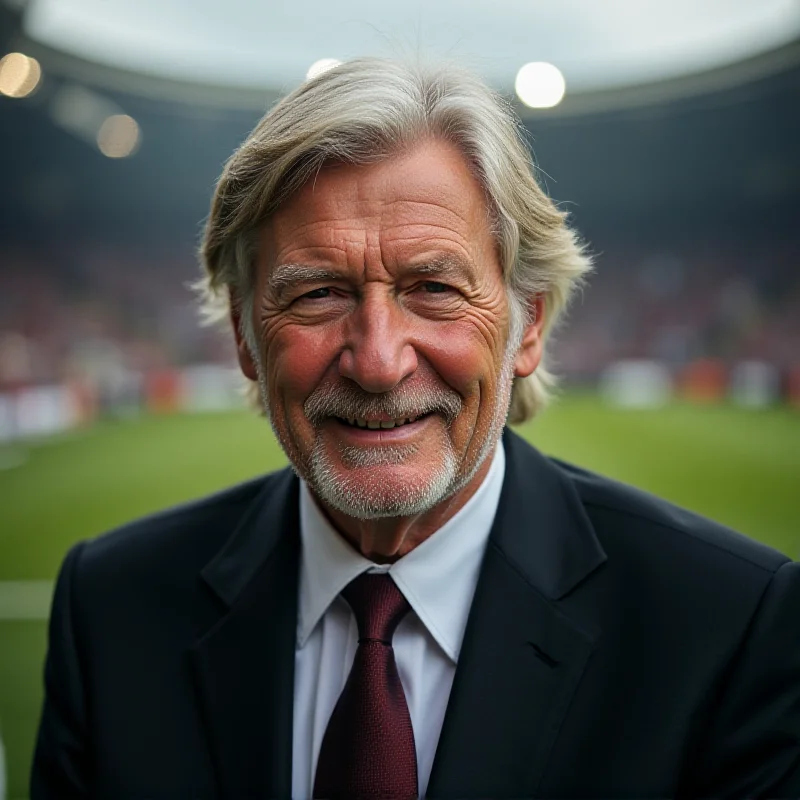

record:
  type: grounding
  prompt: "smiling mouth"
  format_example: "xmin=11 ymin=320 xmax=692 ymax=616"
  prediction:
xmin=335 ymin=414 xmax=428 ymax=430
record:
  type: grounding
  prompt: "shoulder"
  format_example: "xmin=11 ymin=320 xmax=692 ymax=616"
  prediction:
xmin=550 ymin=456 xmax=789 ymax=573
xmin=501 ymin=428 xmax=789 ymax=593
xmin=69 ymin=467 xmax=294 ymax=591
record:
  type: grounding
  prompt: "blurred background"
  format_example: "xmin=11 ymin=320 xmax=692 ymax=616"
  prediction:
xmin=1 ymin=0 xmax=799 ymax=795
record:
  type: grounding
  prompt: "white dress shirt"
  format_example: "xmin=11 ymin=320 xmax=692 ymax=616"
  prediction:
xmin=292 ymin=442 xmax=506 ymax=799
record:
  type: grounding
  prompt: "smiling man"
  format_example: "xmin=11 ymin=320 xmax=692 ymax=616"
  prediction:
xmin=241 ymin=139 xmax=535 ymax=560
xmin=32 ymin=59 xmax=800 ymax=799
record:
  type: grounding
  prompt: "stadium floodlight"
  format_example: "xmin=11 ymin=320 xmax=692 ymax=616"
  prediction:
xmin=306 ymin=58 xmax=341 ymax=81
xmin=514 ymin=62 xmax=566 ymax=109
xmin=0 ymin=52 xmax=42 ymax=98
xmin=97 ymin=114 xmax=140 ymax=158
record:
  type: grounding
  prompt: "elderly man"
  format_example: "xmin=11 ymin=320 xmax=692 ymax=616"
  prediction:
xmin=33 ymin=58 xmax=799 ymax=798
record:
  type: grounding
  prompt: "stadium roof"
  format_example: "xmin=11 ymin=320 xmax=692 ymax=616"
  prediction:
xmin=1 ymin=0 xmax=798 ymax=242
xmin=19 ymin=0 xmax=800 ymax=98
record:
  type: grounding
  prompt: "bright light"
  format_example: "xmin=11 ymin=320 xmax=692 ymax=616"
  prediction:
xmin=515 ymin=62 xmax=566 ymax=109
xmin=0 ymin=52 xmax=42 ymax=98
xmin=97 ymin=114 xmax=140 ymax=158
xmin=306 ymin=58 xmax=341 ymax=81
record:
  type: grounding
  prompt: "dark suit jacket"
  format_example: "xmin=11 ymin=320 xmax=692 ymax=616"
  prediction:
xmin=32 ymin=429 xmax=800 ymax=798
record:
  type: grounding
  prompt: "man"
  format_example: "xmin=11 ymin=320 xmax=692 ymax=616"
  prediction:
xmin=33 ymin=58 xmax=799 ymax=798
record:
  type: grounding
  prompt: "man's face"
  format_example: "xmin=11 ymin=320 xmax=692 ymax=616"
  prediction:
xmin=239 ymin=138 xmax=524 ymax=518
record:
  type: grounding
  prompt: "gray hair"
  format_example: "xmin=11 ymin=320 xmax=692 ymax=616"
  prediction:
xmin=197 ymin=57 xmax=592 ymax=423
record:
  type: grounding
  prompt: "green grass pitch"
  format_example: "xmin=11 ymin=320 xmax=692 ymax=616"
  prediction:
xmin=0 ymin=396 xmax=798 ymax=797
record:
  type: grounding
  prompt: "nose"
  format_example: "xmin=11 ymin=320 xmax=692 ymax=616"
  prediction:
xmin=338 ymin=287 xmax=418 ymax=392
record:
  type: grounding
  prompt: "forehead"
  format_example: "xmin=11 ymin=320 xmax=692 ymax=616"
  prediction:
xmin=261 ymin=138 xmax=494 ymax=259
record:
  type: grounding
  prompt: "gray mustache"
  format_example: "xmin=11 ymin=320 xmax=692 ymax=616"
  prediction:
xmin=304 ymin=382 xmax=463 ymax=426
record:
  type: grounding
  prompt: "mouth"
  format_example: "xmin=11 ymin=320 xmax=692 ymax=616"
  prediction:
xmin=334 ymin=413 xmax=428 ymax=430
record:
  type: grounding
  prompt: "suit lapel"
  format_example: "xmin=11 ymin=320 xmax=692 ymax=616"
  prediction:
xmin=189 ymin=468 xmax=300 ymax=799
xmin=427 ymin=430 xmax=607 ymax=799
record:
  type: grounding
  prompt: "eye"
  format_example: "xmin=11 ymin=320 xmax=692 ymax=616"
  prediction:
xmin=421 ymin=281 xmax=450 ymax=294
xmin=301 ymin=287 xmax=332 ymax=300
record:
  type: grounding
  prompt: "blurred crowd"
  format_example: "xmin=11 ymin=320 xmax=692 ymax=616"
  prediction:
xmin=552 ymin=238 xmax=800 ymax=384
xmin=1 ymin=236 xmax=799 ymax=394
xmin=0 ymin=242 xmax=229 ymax=393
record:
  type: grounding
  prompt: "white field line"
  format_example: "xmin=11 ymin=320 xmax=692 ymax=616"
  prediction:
xmin=0 ymin=581 xmax=54 ymax=620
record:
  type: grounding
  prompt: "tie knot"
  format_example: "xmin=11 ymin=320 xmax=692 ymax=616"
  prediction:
xmin=342 ymin=573 xmax=410 ymax=644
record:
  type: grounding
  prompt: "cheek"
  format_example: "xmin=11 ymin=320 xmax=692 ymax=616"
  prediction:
xmin=422 ymin=322 xmax=504 ymax=397
xmin=266 ymin=325 xmax=341 ymax=407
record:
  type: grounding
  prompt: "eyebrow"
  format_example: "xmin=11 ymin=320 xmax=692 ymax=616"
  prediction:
xmin=267 ymin=264 xmax=342 ymax=300
xmin=405 ymin=255 xmax=478 ymax=290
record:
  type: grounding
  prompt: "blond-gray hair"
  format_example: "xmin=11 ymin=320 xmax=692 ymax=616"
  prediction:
xmin=198 ymin=57 xmax=591 ymax=424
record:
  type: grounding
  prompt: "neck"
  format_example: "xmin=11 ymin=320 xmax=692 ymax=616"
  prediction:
xmin=314 ymin=446 xmax=496 ymax=563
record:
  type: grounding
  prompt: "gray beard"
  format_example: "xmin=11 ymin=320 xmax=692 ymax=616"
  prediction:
xmin=252 ymin=343 xmax=517 ymax=520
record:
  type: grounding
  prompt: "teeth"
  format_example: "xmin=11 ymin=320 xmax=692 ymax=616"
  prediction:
xmin=340 ymin=414 xmax=425 ymax=428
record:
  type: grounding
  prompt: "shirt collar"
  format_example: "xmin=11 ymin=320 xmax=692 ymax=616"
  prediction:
xmin=297 ymin=441 xmax=506 ymax=663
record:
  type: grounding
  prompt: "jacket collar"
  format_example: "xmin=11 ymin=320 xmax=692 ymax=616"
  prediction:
xmin=427 ymin=428 xmax=607 ymax=798
xmin=191 ymin=466 xmax=300 ymax=798
xmin=200 ymin=467 xmax=299 ymax=609
xmin=493 ymin=427 xmax=606 ymax=601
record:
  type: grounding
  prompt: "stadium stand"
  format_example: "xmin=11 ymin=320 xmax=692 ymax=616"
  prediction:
xmin=2 ymin=236 xmax=798 ymax=406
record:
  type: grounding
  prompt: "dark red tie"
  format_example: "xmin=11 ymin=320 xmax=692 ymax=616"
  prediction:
xmin=313 ymin=572 xmax=418 ymax=799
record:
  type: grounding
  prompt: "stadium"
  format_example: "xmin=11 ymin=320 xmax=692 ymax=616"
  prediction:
xmin=1 ymin=0 xmax=799 ymax=796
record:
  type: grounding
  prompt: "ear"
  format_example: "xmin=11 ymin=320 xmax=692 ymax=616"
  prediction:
xmin=514 ymin=295 xmax=546 ymax=379
xmin=230 ymin=297 xmax=259 ymax=382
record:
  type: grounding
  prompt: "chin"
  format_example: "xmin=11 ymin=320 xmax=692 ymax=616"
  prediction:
xmin=306 ymin=446 xmax=461 ymax=520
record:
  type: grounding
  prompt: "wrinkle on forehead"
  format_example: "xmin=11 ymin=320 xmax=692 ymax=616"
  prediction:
xmin=257 ymin=138 xmax=499 ymax=284
xmin=267 ymin=201 xmax=476 ymax=251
